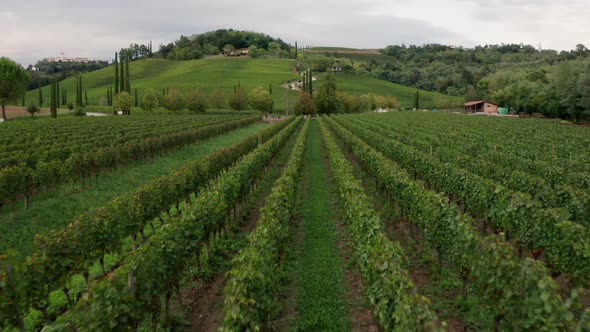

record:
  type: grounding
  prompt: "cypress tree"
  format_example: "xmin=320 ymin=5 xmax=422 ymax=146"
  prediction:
xmin=75 ymin=78 xmax=79 ymax=108
xmin=56 ymin=81 xmax=60 ymax=106
xmin=85 ymin=89 xmax=88 ymax=106
xmin=295 ymin=41 xmax=298 ymax=58
xmin=134 ymin=88 xmax=138 ymax=107
xmin=79 ymin=75 xmax=83 ymax=107
xmin=414 ymin=90 xmax=420 ymax=109
xmin=120 ymin=57 xmax=125 ymax=93
xmin=22 ymin=95 xmax=25 ymax=107
xmin=38 ymin=80 xmax=43 ymax=106
xmin=125 ymin=61 xmax=131 ymax=92
xmin=114 ymin=52 xmax=119 ymax=94
xmin=302 ymin=71 xmax=306 ymax=94
xmin=50 ymin=80 xmax=57 ymax=118
xmin=308 ymin=68 xmax=313 ymax=96
xmin=162 ymin=88 xmax=166 ymax=96
xmin=269 ymin=83 xmax=272 ymax=95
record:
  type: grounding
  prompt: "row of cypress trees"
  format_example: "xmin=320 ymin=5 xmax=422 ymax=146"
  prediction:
xmin=113 ymin=52 xmax=131 ymax=94
xmin=302 ymin=67 xmax=313 ymax=95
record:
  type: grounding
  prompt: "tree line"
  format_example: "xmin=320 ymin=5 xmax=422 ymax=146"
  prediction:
xmin=304 ymin=43 xmax=590 ymax=121
xmin=293 ymin=70 xmax=399 ymax=116
xmin=158 ymin=29 xmax=295 ymax=60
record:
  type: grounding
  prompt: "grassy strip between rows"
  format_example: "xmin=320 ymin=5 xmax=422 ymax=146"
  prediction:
xmin=40 ymin=116 xmax=303 ymax=331
xmin=324 ymin=115 xmax=582 ymax=330
xmin=0 ymin=117 xmax=301 ymax=331
xmin=170 ymin=120 xmax=304 ymax=330
xmin=335 ymin=115 xmax=590 ymax=286
xmin=221 ymin=119 xmax=309 ymax=331
xmin=291 ymin=119 xmax=349 ymax=331
xmin=319 ymin=118 xmax=441 ymax=331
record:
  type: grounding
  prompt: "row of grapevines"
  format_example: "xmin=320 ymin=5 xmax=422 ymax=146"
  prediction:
xmin=384 ymin=112 xmax=590 ymax=170
xmin=0 ymin=117 xmax=300 ymax=330
xmin=0 ymin=115 xmax=235 ymax=158
xmin=324 ymin=116 xmax=580 ymax=330
xmin=0 ymin=114 xmax=260 ymax=206
xmin=351 ymin=114 xmax=590 ymax=223
xmin=353 ymin=113 xmax=590 ymax=193
xmin=319 ymin=119 xmax=440 ymax=331
xmin=0 ymin=115 xmax=242 ymax=172
xmin=333 ymin=115 xmax=590 ymax=285
xmin=38 ymin=116 xmax=303 ymax=331
xmin=221 ymin=119 xmax=309 ymax=331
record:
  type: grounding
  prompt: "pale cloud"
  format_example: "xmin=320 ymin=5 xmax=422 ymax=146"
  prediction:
xmin=1 ymin=0 xmax=589 ymax=66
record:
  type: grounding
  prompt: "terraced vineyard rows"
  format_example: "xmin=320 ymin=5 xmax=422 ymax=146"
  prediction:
xmin=1 ymin=112 xmax=589 ymax=331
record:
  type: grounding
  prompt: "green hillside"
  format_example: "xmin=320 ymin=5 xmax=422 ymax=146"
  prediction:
xmin=26 ymin=57 xmax=301 ymax=111
xmin=334 ymin=73 xmax=463 ymax=108
xmin=25 ymin=56 xmax=459 ymax=111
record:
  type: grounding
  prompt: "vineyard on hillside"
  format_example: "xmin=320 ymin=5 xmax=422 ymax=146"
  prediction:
xmin=0 ymin=112 xmax=589 ymax=331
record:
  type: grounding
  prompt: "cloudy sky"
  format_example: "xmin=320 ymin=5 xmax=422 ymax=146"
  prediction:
xmin=2 ymin=0 xmax=589 ymax=66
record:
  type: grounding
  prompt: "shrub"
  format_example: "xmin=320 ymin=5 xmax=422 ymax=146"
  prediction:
xmin=294 ymin=92 xmax=315 ymax=116
xmin=163 ymin=89 xmax=185 ymax=112
xmin=113 ymin=92 xmax=133 ymax=115
xmin=185 ymin=89 xmax=208 ymax=113
xmin=140 ymin=89 xmax=160 ymax=112
xmin=26 ymin=102 xmax=39 ymax=117
xmin=228 ymin=87 xmax=248 ymax=110
xmin=248 ymin=86 xmax=273 ymax=113
xmin=73 ymin=107 xmax=86 ymax=116
xmin=209 ymin=89 xmax=225 ymax=110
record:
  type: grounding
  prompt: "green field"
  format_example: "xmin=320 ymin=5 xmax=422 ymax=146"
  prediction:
xmin=23 ymin=56 xmax=459 ymax=111
xmin=25 ymin=57 xmax=301 ymax=111
xmin=334 ymin=73 xmax=463 ymax=108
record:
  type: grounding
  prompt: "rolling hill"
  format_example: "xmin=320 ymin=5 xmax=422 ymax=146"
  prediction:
xmin=25 ymin=56 xmax=461 ymax=111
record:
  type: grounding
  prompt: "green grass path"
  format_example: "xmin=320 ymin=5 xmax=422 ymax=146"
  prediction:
xmin=292 ymin=120 xmax=349 ymax=331
xmin=0 ymin=122 xmax=269 ymax=261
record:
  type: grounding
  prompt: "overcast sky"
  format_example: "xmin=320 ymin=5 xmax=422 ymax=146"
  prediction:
xmin=2 ymin=0 xmax=589 ymax=66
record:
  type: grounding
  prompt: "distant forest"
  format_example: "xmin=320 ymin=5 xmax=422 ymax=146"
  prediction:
xmin=306 ymin=43 xmax=590 ymax=120
xmin=157 ymin=29 xmax=294 ymax=60
xmin=26 ymin=60 xmax=109 ymax=90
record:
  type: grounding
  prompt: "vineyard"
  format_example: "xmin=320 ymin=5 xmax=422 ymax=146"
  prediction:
xmin=1 ymin=112 xmax=589 ymax=331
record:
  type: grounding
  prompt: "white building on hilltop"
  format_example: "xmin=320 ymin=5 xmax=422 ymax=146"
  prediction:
xmin=47 ymin=52 xmax=90 ymax=63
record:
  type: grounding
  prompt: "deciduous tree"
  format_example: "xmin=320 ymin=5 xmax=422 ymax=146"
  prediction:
xmin=229 ymin=86 xmax=248 ymax=110
xmin=248 ymin=86 xmax=273 ymax=113
xmin=315 ymin=72 xmax=340 ymax=114
xmin=0 ymin=57 xmax=29 ymax=121
xmin=140 ymin=89 xmax=159 ymax=111
xmin=185 ymin=89 xmax=208 ymax=113
xmin=113 ymin=91 xmax=133 ymax=115
xmin=163 ymin=89 xmax=185 ymax=112
xmin=294 ymin=92 xmax=315 ymax=116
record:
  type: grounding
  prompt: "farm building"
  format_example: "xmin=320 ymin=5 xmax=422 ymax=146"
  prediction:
xmin=464 ymin=100 xmax=498 ymax=114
